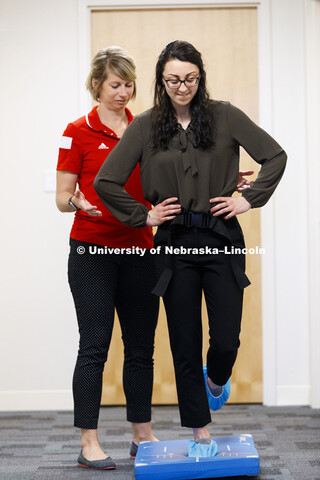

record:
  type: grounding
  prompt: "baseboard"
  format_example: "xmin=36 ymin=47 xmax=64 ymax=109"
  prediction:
xmin=0 ymin=390 xmax=73 ymax=411
xmin=0 ymin=386 xmax=312 ymax=411
xmin=276 ymin=385 xmax=311 ymax=406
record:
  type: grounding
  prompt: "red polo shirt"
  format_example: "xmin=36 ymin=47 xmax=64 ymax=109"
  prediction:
xmin=57 ymin=106 xmax=153 ymax=248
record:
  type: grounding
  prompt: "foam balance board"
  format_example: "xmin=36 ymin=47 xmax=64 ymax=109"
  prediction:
xmin=135 ymin=434 xmax=259 ymax=480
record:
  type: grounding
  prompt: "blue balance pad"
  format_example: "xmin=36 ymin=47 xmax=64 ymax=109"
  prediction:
xmin=135 ymin=435 xmax=259 ymax=480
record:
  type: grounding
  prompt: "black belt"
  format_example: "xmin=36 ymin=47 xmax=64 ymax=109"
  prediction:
xmin=152 ymin=212 xmax=251 ymax=297
xmin=182 ymin=212 xmax=211 ymax=228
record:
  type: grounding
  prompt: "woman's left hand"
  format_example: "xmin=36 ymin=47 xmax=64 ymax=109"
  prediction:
xmin=210 ymin=196 xmax=251 ymax=219
xmin=237 ymin=170 xmax=254 ymax=192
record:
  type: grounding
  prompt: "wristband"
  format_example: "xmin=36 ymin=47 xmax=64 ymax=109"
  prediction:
xmin=68 ymin=196 xmax=80 ymax=211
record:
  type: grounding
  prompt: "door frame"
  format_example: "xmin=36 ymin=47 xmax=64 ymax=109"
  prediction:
xmin=77 ymin=0 xmax=281 ymax=406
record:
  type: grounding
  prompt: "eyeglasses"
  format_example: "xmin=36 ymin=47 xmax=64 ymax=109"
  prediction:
xmin=162 ymin=76 xmax=200 ymax=89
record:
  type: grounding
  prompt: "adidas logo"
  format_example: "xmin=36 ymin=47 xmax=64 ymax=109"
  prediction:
xmin=98 ymin=143 xmax=109 ymax=149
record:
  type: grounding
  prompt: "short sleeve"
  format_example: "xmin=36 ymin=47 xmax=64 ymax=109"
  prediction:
xmin=56 ymin=123 xmax=83 ymax=174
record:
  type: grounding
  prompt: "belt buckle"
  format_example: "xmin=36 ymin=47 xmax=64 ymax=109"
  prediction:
xmin=191 ymin=213 xmax=202 ymax=228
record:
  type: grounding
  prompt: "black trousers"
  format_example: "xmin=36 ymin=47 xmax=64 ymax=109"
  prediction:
xmin=68 ymin=239 xmax=159 ymax=429
xmin=155 ymin=225 xmax=244 ymax=428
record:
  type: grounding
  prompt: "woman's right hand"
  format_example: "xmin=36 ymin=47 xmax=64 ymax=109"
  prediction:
xmin=73 ymin=190 xmax=102 ymax=216
xmin=146 ymin=197 xmax=181 ymax=226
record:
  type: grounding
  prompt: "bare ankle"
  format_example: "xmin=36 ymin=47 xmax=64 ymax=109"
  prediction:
xmin=81 ymin=429 xmax=101 ymax=449
xmin=193 ymin=427 xmax=211 ymax=443
xmin=207 ymin=377 xmax=223 ymax=398
xmin=131 ymin=422 xmax=158 ymax=444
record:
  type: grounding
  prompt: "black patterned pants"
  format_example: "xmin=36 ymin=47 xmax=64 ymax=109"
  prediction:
xmin=68 ymin=238 xmax=159 ymax=429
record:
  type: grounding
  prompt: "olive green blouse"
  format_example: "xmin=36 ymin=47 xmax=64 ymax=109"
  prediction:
xmin=94 ymin=101 xmax=287 ymax=227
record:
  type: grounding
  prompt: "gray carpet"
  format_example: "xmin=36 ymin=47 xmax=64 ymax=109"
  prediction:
xmin=0 ymin=405 xmax=319 ymax=480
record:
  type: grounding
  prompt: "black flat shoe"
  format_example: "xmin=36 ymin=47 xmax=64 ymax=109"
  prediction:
xmin=77 ymin=450 xmax=116 ymax=470
xmin=130 ymin=442 xmax=138 ymax=458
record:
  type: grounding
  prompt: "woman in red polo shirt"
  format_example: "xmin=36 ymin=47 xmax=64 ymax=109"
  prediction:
xmin=56 ymin=47 xmax=173 ymax=470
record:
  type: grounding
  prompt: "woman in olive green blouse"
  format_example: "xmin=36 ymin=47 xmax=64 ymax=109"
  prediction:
xmin=94 ymin=40 xmax=286 ymax=444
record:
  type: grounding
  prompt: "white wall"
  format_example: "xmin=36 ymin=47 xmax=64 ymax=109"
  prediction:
xmin=0 ymin=0 xmax=318 ymax=410
xmin=305 ymin=0 xmax=320 ymax=409
xmin=0 ymin=0 xmax=81 ymax=409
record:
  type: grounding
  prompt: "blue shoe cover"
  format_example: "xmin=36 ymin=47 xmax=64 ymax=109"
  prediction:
xmin=187 ymin=439 xmax=218 ymax=458
xmin=203 ymin=365 xmax=231 ymax=411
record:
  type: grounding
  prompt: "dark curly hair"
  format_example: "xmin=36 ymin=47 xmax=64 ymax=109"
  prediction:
xmin=152 ymin=40 xmax=213 ymax=150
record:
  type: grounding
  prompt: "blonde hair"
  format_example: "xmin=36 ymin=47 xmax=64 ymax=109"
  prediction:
xmin=86 ymin=46 xmax=136 ymax=101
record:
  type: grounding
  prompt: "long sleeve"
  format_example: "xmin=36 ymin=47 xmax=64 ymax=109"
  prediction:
xmin=226 ymin=103 xmax=287 ymax=208
xmin=94 ymin=116 xmax=149 ymax=227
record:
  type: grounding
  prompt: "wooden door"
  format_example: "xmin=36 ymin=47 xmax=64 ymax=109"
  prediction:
xmin=91 ymin=6 xmax=262 ymax=405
